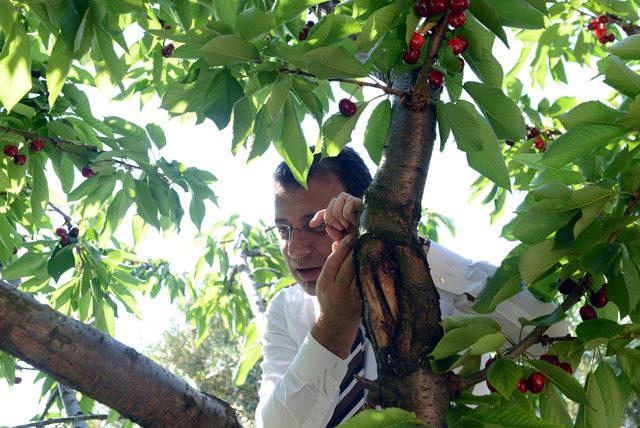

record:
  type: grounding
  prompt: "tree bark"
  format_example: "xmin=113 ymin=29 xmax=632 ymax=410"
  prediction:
xmin=356 ymin=81 xmax=451 ymax=426
xmin=0 ymin=280 xmax=240 ymax=427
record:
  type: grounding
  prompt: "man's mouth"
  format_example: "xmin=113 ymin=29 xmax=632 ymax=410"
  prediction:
xmin=295 ymin=267 xmax=322 ymax=281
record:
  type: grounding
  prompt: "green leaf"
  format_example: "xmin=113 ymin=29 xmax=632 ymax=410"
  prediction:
xmin=321 ymin=102 xmax=366 ymax=157
xmin=468 ymin=332 xmax=505 ymax=355
xmin=231 ymin=96 xmax=257 ymax=153
xmin=575 ymin=373 xmax=607 ymax=428
xmin=494 ymin=0 xmax=545 ymax=29
xmin=237 ymin=7 xmax=276 ymax=41
xmin=99 ymin=190 xmax=133 ymax=247
xmin=519 ymin=240 xmax=565 ymax=285
xmin=609 ymin=34 xmax=640 ymax=60
xmin=355 ymin=2 xmax=400 ymax=53
xmin=47 ymin=37 xmax=74 ymax=108
xmin=539 ymin=384 xmax=573 ymax=428
xmin=1 ymin=251 xmax=49 ymax=280
xmin=542 ymin=125 xmax=628 ymax=169
xmin=528 ymin=360 xmax=588 ymax=404
xmin=339 ymin=408 xmax=422 ymax=428
xmin=274 ymin=0 xmax=325 ymax=24
xmin=441 ymin=316 xmax=501 ymax=332
xmin=616 ymin=348 xmax=640 ymax=394
xmin=176 ymin=0 xmax=192 ymax=29
xmin=617 ymin=95 xmax=640 ymax=129
xmin=233 ymin=321 xmax=262 ymax=386
xmin=189 ymin=196 xmax=205 ymax=230
xmin=463 ymin=81 xmax=525 ymax=141
xmin=274 ymin=99 xmax=313 ymax=188
xmin=304 ymin=46 xmax=369 ymax=79
xmin=134 ymin=179 xmax=160 ymax=229
xmin=201 ymin=35 xmax=260 ymax=66
xmin=94 ymin=25 xmax=127 ymax=83
xmin=621 ymin=247 xmax=640 ymax=310
xmin=202 ymin=68 xmax=244 ymax=129
xmin=598 ymin=55 xmax=640 ymax=98
xmin=307 ymin=15 xmax=361 ymax=48
xmin=575 ymin=319 xmax=624 ymax=348
xmin=559 ymin=101 xmax=624 ymax=129
xmin=292 ymin=78 xmax=324 ymax=125
xmin=468 ymin=1 xmax=509 ymax=46
xmin=363 ymin=100 xmax=391 ymax=165
xmin=47 ymin=245 xmax=76 ymax=283
xmin=487 ymin=357 xmax=522 ymax=398
xmin=593 ymin=362 xmax=626 ymax=428
xmin=519 ymin=306 xmax=567 ymax=327
xmin=145 ymin=124 xmax=166 ymax=150
xmin=473 ymin=254 xmax=524 ymax=313
xmin=430 ymin=323 xmax=498 ymax=359
xmin=463 ymin=407 xmax=562 ymax=427
xmin=29 ymin=155 xmax=48 ymax=226
xmin=0 ymin=12 xmax=31 ymax=111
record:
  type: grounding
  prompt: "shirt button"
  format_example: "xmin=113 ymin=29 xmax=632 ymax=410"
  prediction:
xmin=436 ymin=276 xmax=444 ymax=285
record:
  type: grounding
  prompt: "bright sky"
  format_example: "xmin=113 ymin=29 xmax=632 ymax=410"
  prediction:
xmin=0 ymin=32 xmax=610 ymax=426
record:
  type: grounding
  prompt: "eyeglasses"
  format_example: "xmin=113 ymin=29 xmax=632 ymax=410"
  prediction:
xmin=265 ymin=223 xmax=327 ymax=244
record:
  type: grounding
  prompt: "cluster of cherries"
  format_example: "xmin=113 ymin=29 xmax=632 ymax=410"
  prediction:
xmin=298 ymin=21 xmax=315 ymax=41
xmin=403 ymin=0 xmax=469 ymax=91
xmin=526 ymin=126 xmax=546 ymax=152
xmin=587 ymin=15 xmax=616 ymax=44
xmin=486 ymin=353 xmax=572 ymax=395
xmin=81 ymin=165 xmax=97 ymax=178
xmin=162 ymin=43 xmax=175 ymax=58
xmin=557 ymin=278 xmax=608 ymax=321
xmin=3 ymin=138 xmax=46 ymax=166
xmin=55 ymin=226 xmax=80 ymax=247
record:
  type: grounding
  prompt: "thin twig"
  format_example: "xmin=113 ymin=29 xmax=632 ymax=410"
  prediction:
xmin=12 ymin=414 xmax=108 ymax=428
xmin=47 ymin=202 xmax=73 ymax=227
xmin=279 ymin=68 xmax=407 ymax=98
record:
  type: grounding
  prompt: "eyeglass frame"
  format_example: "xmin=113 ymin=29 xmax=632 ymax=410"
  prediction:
xmin=265 ymin=222 xmax=327 ymax=244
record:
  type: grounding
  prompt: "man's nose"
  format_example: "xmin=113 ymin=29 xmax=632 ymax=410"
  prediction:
xmin=286 ymin=230 xmax=313 ymax=258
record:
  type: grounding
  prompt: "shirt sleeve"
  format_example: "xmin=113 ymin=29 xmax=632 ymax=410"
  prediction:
xmin=255 ymin=292 xmax=348 ymax=428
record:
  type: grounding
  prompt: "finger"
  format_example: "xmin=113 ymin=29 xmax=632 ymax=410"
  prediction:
xmin=309 ymin=209 xmax=326 ymax=227
xmin=332 ymin=195 xmax=350 ymax=230
xmin=319 ymin=235 xmax=355 ymax=284
xmin=324 ymin=198 xmax=343 ymax=232
xmin=342 ymin=197 xmax=359 ymax=227
xmin=327 ymin=224 xmax=347 ymax=243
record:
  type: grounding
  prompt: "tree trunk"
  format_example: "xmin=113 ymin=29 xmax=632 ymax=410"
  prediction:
xmin=356 ymin=85 xmax=451 ymax=426
xmin=0 ymin=280 xmax=240 ymax=427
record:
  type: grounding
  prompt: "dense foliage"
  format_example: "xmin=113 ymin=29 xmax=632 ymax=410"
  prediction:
xmin=1 ymin=0 xmax=640 ymax=426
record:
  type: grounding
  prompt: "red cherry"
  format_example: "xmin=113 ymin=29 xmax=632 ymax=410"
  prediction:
xmin=485 ymin=356 xmax=496 ymax=368
xmin=427 ymin=70 xmax=444 ymax=89
xmin=447 ymin=36 xmax=468 ymax=55
xmin=534 ymin=136 xmax=545 ymax=151
xmin=558 ymin=278 xmax=576 ymax=294
xmin=447 ymin=11 xmax=466 ymax=28
xmin=587 ymin=19 xmax=599 ymax=30
xmin=516 ymin=379 xmax=528 ymax=394
xmin=60 ymin=236 xmax=70 ymax=246
xmin=607 ymin=34 xmax=616 ymax=43
xmin=427 ymin=0 xmax=449 ymax=15
xmin=594 ymin=27 xmax=608 ymax=39
xmin=69 ymin=227 xmax=79 ymax=238
xmin=298 ymin=30 xmax=307 ymax=41
xmin=458 ymin=57 xmax=465 ymax=72
xmin=306 ymin=21 xmax=315 ymax=27
xmin=13 ymin=154 xmax=27 ymax=166
xmin=579 ymin=304 xmax=597 ymax=321
xmin=540 ymin=354 xmax=560 ymax=366
xmin=30 ymin=138 xmax=45 ymax=153
xmin=559 ymin=362 xmax=573 ymax=374
xmin=14 ymin=376 xmax=22 ymax=384
xmin=589 ymin=288 xmax=608 ymax=308
xmin=527 ymin=127 xmax=540 ymax=138
xmin=415 ymin=0 xmax=429 ymax=17
xmin=3 ymin=145 xmax=18 ymax=157
xmin=598 ymin=15 xmax=609 ymax=24
xmin=409 ymin=32 xmax=425 ymax=50
xmin=402 ymin=49 xmax=421 ymax=65
xmin=338 ymin=98 xmax=357 ymax=117
xmin=161 ymin=43 xmax=175 ymax=58
xmin=449 ymin=0 xmax=469 ymax=12
xmin=81 ymin=166 xmax=96 ymax=178
xmin=55 ymin=227 xmax=68 ymax=237
xmin=527 ymin=372 xmax=545 ymax=394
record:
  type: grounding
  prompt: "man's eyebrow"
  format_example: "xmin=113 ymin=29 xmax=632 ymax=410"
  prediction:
xmin=274 ymin=213 xmax=317 ymax=224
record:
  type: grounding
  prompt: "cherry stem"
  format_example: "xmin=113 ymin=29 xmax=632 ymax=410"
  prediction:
xmin=278 ymin=68 xmax=408 ymax=98
xmin=47 ymin=202 xmax=73 ymax=227
xmin=454 ymin=189 xmax=640 ymax=393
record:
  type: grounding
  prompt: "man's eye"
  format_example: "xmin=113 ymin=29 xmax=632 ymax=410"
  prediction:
xmin=276 ymin=226 xmax=290 ymax=238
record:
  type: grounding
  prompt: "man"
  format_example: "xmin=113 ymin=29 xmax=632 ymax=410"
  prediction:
xmin=255 ymin=147 xmax=566 ymax=428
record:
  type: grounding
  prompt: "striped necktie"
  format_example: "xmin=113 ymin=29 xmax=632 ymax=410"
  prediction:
xmin=326 ymin=326 xmax=366 ymax=427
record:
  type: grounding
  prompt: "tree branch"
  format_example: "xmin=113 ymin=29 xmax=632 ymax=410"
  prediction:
xmin=47 ymin=202 xmax=73 ymax=227
xmin=12 ymin=414 xmax=108 ymax=428
xmin=279 ymin=68 xmax=408 ymax=98
xmin=454 ymin=189 xmax=640 ymax=392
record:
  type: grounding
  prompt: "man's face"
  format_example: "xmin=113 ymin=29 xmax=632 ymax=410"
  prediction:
xmin=274 ymin=173 xmax=346 ymax=295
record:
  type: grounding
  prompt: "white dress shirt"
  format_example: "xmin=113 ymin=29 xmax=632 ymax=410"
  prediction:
xmin=255 ymin=242 xmax=568 ymax=428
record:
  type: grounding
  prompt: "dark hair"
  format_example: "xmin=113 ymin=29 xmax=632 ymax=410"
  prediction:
xmin=273 ymin=146 xmax=372 ymax=198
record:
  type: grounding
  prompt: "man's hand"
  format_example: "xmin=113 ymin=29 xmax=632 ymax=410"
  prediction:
xmin=311 ymin=234 xmax=362 ymax=359
xmin=309 ymin=192 xmax=362 ymax=243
